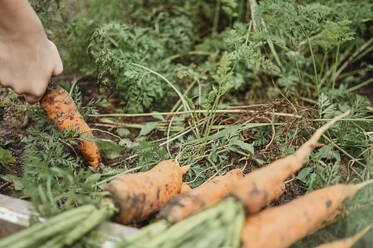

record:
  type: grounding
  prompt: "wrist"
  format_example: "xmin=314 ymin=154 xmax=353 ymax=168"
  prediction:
xmin=0 ymin=0 xmax=46 ymax=40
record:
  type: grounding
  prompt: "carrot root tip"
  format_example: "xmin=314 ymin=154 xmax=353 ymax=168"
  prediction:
xmin=181 ymin=165 xmax=191 ymax=175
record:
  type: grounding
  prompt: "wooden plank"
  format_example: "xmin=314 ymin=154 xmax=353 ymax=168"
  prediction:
xmin=0 ymin=194 xmax=137 ymax=246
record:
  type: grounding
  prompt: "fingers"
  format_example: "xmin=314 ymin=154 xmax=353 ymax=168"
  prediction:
xmin=16 ymin=86 xmax=45 ymax=104
xmin=24 ymin=94 xmax=41 ymax=104
xmin=0 ymin=40 xmax=63 ymax=104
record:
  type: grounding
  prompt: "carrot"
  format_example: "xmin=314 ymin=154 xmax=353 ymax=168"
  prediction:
xmin=41 ymin=84 xmax=101 ymax=169
xmin=229 ymin=111 xmax=350 ymax=214
xmin=315 ymin=223 xmax=373 ymax=248
xmin=157 ymin=168 xmax=244 ymax=223
xmin=180 ymin=183 xmax=192 ymax=194
xmin=105 ymin=160 xmax=190 ymax=224
xmin=241 ymin=180 xmax=373 ymax=248
xmin=114 ymin=112 xmax=350 ymax=248
xmin=0 ymin=160 xmax=189 ymax=247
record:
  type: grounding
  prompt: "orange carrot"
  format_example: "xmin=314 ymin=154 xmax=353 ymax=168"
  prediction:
xmin=180 ymin=183 xmax=192 ymax=194
xmin=157 ymin=168 xmax=244 ymax=223
xmin=315 ymin=223 xmax=373 ymax=248
xmin=270 ymin=182 xmax=286 ymax=203
xmin=41 ymin=84 xmax=101 ymax=169
xmin=241 ymin=180 xmax=373 ymax=248
xmin=105 ymin=160 xmax=189 ymax=224
xmin=229 ymin=111 xmax=350 ymax=214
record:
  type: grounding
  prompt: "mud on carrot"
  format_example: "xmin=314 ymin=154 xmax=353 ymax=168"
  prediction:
xmin=157 ymin=168 xmax=244 ymax=223
xmin=229 ymin=111 xmax=350 ymax=214
xmin=105 ymin=160 xmax=190 ymax=224
xmin=41 ymin=83 xmax=101 ymax=169
xmin=241 ymin=180 xmax=373 ymax=248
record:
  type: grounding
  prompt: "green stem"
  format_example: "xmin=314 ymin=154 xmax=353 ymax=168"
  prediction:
xmin=322 ymin=134 xmax=366 ymax=168
xmin=319 ymin=52 xmax=328 ymax=78
xmin=0 ymin=205 xmax=96 ymax=247
xmin=230 ymin=203 xmax=245 ymax=248
xmin=202 ymin=91 xmax=223 ymax=153
xmin=348 ymin=77 xmax=373 ymax=92
xmin=39 ymin=236 xmax=64 ymax=248
xmin=120 ymin=220 xmax=169 ymax=246
xmin=335 ymin=37 xmax=373 ymax=78
xmin=64 ymin=200 xmax=117 ymax=245
xmin=131 ymin=63 xmax=190 ymax=112
xmin=212 ymin=0 xmax=221 ymax=36
xmin=312 ymin=118 xmax=372 ymax=122
xmin=168 ymin=51 xmax=211 ymax=61
xmin=331 ymin=45 xmax=340 ymax=102
xmin=146 ymin=202 xmax=225 ymax=247
xmin=307 ymin=36 xmax=319 ymax=96
xmin=89 ymin=109 xmax=301 ymax=118
xmin=11 ymin=209 xmax=94 ymax=248
xmin=68 ymin=75 xmax=84 ymax=96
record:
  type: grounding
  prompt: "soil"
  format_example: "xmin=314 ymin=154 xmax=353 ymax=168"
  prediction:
xmin=0 ymin=96 xmax=27 ymax=195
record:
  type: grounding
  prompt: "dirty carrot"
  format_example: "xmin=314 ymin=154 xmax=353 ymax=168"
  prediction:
xmin=315 ymin=222 xmax=373 ymax=248
xmin=241 ymin=180 xmax=373 ymax=248
xmin=230 ymin=111 xmax=350 ymax=214
xmin=115 ymin=112 xmax=350 ymax=248
xmin=105 ymin=160 xmax=190 ymax=224
xmin=157 ymin=168 xmax=244 ymax=223
xmin=0 ymin=160 xmax=189 ymax=247
xmin=41 ymin=83 xmax=101 ymax=169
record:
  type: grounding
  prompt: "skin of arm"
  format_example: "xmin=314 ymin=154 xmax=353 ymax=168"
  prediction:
xmin=0 ymin=0 xmax=63 ymax=104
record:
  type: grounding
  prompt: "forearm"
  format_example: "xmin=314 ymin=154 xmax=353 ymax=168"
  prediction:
xmin=0 ymin=0 xmax=45 ymax=40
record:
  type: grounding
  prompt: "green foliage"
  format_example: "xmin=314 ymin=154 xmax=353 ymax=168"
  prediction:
xmin=180 ymin=123 xmax=259 ymax=187
xmin=218 ymin=0 xmax=372 ymax=99
xmin=135 ymin=141 xmax=169 ymax=171
xmin=153 ymin=9 xmax=196 ymax=55
xmin=203 ymin=53 xmax=233 ymax=143
xmin=139 ymin=122 xmax=159 ymax=137
xmin=0 ymin=147 xmax=15 ymax=171
xmin=316 ymin=20 xmax=355 ymax=50
xmin=56 ymin=15 xmax=98 ymax=74
xmin=297 ymin=145 xmax=341 ymax=192
xmin=297 ymin=86 xmax=371 ymax=191
xmin=4 ymin=1 xmax=371 ymax=245
xmin=34 ymin=0 xmax=372 ymax=112
xmin=221 ymin=0 xmax=240 ymax=19
xmin=88 ymin=23 xmax=176 ymax=113
xmin=96 ymin=139 xmax=122 ymax=160
xmin=318 ymin=86 xmax=371 ymax=157
xmin=29 ymin=0 xmax=60 ymax=28
xmin=18 ymin=126 xmax=103 ymax=217
xmin=224 ymin=22 xmax=278 ymax=72
xmin=1 ymin=85 xmax=104 ymax=218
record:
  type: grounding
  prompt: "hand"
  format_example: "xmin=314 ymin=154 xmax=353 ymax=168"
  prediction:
xmin=0 ymin=36 xmax=63 ymax=104
xmin=0 ymin=0 xmax=63 ymax=104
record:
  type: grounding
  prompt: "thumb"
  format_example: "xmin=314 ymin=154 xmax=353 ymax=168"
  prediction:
xmin=48 ymin=40 xmax=63 ymax=76
xmin=52 ymin=56 xmax=63 ymax=76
